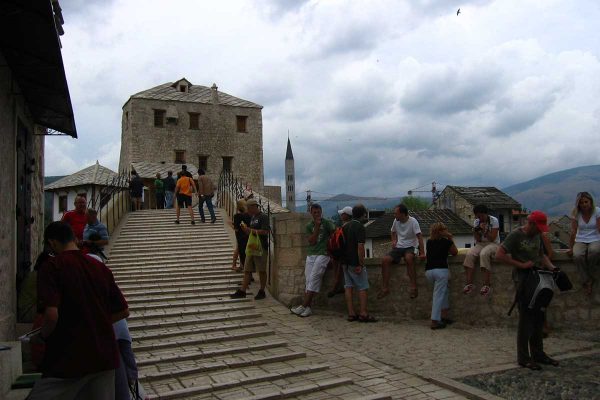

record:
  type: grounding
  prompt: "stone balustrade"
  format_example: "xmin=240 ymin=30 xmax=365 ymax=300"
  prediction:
xmin=269 ymin=212 xmax=600 ymax=329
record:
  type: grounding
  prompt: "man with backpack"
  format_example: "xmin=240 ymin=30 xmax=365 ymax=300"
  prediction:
xmin=290 ymin=203 xmax=335 ymax=317
xmin=495 ymin=211 xmax=559 ymax=370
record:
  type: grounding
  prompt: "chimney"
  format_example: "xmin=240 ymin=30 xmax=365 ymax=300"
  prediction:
xmin=211 ymin=83 xmax=219 ymax=105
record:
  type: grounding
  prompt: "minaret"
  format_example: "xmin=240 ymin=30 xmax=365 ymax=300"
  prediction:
xmin=285 ymin=136 xmax=296 ymax=211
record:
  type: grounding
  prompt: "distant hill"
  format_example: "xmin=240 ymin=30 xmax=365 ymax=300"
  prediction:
xmin=503 ymin=165 xmax=600 ymax=216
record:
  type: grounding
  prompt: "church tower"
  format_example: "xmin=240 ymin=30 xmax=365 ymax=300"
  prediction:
xmin=285 ymin=137 xmax=296 ymax=211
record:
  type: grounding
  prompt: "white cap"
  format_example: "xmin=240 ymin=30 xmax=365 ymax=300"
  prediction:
xmin=338 ymin=206 xmax=353 ymax=216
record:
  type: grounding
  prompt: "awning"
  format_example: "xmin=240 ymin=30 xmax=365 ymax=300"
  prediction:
xmin=0 ymin=0 xmax=77 ymax=137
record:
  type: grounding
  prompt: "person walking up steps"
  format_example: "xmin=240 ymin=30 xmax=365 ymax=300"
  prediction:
xmin=197 ymin=169 xmax=216 ymax=223
xmin=174 ymin=172 xmax=197 ymax=225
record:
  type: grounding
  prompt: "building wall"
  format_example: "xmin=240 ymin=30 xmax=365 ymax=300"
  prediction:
xmin=0 ymin=54 xmax=45 ymax=341
xmin=366 ymin=234 xmax=474 ymax=259
xmin=119 ymin=97 xmax=264 ymax=192
xmin=263 ymin=185 xmax=282 ymax=205
xmin=269 ymin=213 xmax=599 ymax=328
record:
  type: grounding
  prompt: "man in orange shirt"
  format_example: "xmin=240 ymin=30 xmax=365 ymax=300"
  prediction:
xmin=61 ymin=196 xmax=87 ymax=242
xmin=174 ymin=173 xmax=198 ymax=225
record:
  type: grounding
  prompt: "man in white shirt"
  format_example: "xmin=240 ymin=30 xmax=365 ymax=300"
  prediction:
xmin=378 ymin=204 xmax=425 ymax=299
xmin=463 ymin=204 xmax=500 ymax=296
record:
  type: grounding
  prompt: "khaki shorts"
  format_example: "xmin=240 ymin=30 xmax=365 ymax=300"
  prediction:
xmin=244 ymin=253 xmax=267 ymax=273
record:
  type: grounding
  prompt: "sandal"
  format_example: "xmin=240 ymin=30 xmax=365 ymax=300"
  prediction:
xmin=358 ymin=315 xmax=378 ymax=323
xmin=480 ymin=285 xmax=492 ymax=297
xmin=463 ymin=283 xmax=474 ymax=294
xmin=536 ymin=357 xmax=559 ymax=367
xmin=519 ymin=361 xmax=542 ymax=370
xmin=347 ymin=315 xmax=358 ymax=322
xmin=409 ymin=287 xmax=418 ymax=299
xmin=376 ymin=288 xmax=390 ymax=299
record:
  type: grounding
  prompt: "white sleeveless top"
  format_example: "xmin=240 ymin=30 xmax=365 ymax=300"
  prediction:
xmin=575 ymin=206 xmax=600 ymax=243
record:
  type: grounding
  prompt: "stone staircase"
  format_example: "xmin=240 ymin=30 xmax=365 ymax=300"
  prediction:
xmin=107 ymin=208 xmax=391 ymax=400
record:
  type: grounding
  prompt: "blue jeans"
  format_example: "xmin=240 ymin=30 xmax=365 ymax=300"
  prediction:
xmin=198 ymin=195 xmax=216 ymax=221
xmin=425 ymin=268 xmax=449 ymax=322
xmin=165 ymin=191 xmax=174 ymax=209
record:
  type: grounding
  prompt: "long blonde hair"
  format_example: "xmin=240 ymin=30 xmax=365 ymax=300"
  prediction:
xmin=571 ymin=192 xmax=595 ymax=218
xmin=430 ymin=222 xmax=448 ymax=240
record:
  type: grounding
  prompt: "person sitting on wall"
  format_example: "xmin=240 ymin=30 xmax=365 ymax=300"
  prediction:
xmin=567 ymin=191 xmax=600 ymax=296
xmin=61 ymin=195 xmax=88 ymax=243
xmin=291 ymin=203 xmax=335 ymax=317
xmin=462 ymin=204 xmax=501 ymax=297
xmin=424 ymin=223 xmax=458 ymax=330
xmin=378 ymin=204 xmax=425 ymax=300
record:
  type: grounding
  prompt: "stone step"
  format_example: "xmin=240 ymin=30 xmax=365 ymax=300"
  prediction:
xmin=108 ymin=241 xmax=233 ymax=255
xmin=111 ymin=264 xmax=231 ymax=275
xmin=121 ymin=283 xmax=242 ymax=298
xmin=118 ymin=277 xmax=241 ymax=291
xmin=137 ymin=339 xmax=291 ymax=368
xmin=145 ymin=364 xmax=331 ymax=400
xmin=131 ymin=320 xmax=268 ymax=342
xmin=239 ymin=377 xmax=354 ymax=400
xmin=127 ymin=303 xmax=254 ymax=321
xmin=107 ymin=249 xmax=233 ymax=265
xmin=114 ymin=226 xmax=228 ymax=236
xmin=125 ymin=210 xmax=224 ymax=219
xmin=133 ymin=327 xmax=275 ymax=352
xmin=107 ymin=256 xmax=233 ymax=269
xmin=127 ymin=311 xmax=262 ymax=332
xmin=114 ymin=270 xmax=237 ymax=284
xmin=127 ymin=297 xmax=248 ymax=312
xmin=122 ymin=291 xmax=235 ymax=304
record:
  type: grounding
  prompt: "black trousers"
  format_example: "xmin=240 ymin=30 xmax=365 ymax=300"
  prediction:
xmin=517 ymin=304 xmax=546 ymax=363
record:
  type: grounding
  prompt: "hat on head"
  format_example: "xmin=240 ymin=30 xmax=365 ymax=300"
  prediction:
xmin=338 ymin=206 xmax=353 ymax=216
xmin=527 ymin=210 xmax=549 ymax=232
xmin=246 ymin=199 xmax=258 ymax=207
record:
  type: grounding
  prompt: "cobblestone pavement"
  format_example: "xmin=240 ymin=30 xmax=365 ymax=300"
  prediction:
xmin=284 ymin=306 xmax=599 ymax=380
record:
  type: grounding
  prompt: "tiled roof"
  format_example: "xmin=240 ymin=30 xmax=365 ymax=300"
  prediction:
xmin=366 ymin=209 xmax=473 ymax=239
xmin=445 ymin=186 xmax=521 ymax=209
xmin=131 ymin=162 xmax=198 ymax=180
xmin=128 ymin=79 xmax=262 ymax=109
xmin=45 ymin=162 xmax=119 ymax=190
xmin=549 ymin=215 xmax=572 ymax=233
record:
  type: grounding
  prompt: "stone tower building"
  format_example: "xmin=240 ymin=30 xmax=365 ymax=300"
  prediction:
xmin=285 ymin=137 xmax=296 ymax=211
xmin=119 ymin=78 xmax=264 ymax=190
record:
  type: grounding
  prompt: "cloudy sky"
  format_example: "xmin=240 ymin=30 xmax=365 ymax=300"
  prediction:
xmin=48 ymin=0 xmax=600 ymax=201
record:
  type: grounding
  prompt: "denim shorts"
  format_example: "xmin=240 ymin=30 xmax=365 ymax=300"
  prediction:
xmin=387 ymin=247 xmax=415 ymax=264
xmin=343 ymin=264 xmax=369 ymax=291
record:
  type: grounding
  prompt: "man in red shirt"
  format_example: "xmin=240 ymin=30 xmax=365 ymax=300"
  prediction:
xmin=28 ymin=222 xmax=129 ymax=399
xmin=61 ymin=196 xmax=87 ymax=242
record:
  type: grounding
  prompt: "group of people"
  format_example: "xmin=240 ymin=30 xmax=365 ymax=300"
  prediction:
xmin=286 ymin=191 xmax=598 ymax=370
xmin=129 ymin=165 xmax=217 ymax=225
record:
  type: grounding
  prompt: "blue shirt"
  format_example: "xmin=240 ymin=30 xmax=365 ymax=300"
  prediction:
xmin=83 ymin=221 xmax=109 ymax=249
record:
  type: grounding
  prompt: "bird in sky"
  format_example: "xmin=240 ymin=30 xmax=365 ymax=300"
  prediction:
xmin=457 ymin=8 xmax=461 ymax=15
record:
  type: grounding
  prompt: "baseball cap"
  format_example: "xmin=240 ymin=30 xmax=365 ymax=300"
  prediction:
xmin=527 ymin=210 xmax=549 ymax=232
xmin=246 ymin=199 xmax=258 ymax=207
xmin=338 ymin=206 xmax=353 ymax=216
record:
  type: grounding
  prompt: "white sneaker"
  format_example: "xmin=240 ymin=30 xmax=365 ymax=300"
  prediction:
xmin=290 ymin=305 xmax=305 ymax=316
xmin=300 ymin=307 xmax=312 ymax=317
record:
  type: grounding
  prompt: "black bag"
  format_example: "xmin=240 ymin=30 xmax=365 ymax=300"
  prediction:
xmin=520 ymin=270 xmax=556 ymax=311
xmin=554 ymin=270 xmax=573 ymax=292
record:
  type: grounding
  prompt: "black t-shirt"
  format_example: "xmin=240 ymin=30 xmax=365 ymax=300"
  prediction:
xmin=342 ymin=220 xmax=365 ymax=266
xmin=249 ymin=212 xmax=270 ymax=250
xmin=425 ymin=238 xmax=453 ymax=270
xmin=234 ymin=212 xmax=251 ymax=242
xmin=163 ymin=176 xmax=176 ymax=192
xmin=129 ymin=176 xmax=143 ymax=196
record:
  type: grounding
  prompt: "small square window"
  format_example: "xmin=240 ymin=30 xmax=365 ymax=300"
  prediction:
xmin=189 ymin=113 xmax=200 ymax=130
xmin=175 ymin=150 xmax=186 ymax=164
xmin=198 ymin=155 xmax=208 ymax=171
xmin=154 ymin=109 xmax=165 ymax=127
xmin=58 ymin=195 xmax=68 ymax=213
xmin=222 ymin=156 xmax=233 ymax=172
xmin=179 ymin=85 xmax=187 ymax=92
xmin=236 ymin=116 xmax=248 ymax=133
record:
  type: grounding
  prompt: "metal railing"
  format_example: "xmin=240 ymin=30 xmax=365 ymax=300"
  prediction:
xmin=88 ymin=173 xmax=131 ymax=234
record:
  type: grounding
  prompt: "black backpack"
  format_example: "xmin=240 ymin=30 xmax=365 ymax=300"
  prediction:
xmin=520 ymin=270 xmax=556 ymax=311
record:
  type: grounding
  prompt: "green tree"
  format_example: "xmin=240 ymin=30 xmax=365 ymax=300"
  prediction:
xmin=401 ymin=196 xmax=430 ymax=211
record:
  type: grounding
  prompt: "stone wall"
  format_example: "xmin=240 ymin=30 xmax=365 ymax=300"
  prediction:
xmin=120 ymin=96 xmax=264 ymax=191
xmin=270 ymin=213 xmax=600 ymax=329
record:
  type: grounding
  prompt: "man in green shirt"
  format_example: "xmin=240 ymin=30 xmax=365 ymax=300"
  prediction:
xmin=496 ymin=210 xmax=559 ymax=370
xmin=291 ymin=203 xmax=335 ymax=317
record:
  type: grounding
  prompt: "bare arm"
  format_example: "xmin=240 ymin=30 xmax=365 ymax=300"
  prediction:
xmin=495 ymin=246 xmax=534 ymax=270
xmin=567 ymin=219 xmax=578 ymax=256
xmin=355 ymin=243 xmax=366 ymax=273
xmin=540 ymin=254 xmax=557 ymax=271
xmin=390 ymin=231 xmax=397 ymax=247
xmin=417 ymin=233 xmax=425 ymax=259
xmin=487 ymin=228 xmax=499 ymax=243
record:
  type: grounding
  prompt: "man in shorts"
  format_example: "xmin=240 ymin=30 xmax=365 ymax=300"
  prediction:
xmin=174 ymin=172 xmax=197 ymax=224
xmin=129 ymin=171 xmax=143 ymax=211
xmin=342 ymin=204 xmax=376 ymax=322
xmin=378 ymin=204 xmax=425 ymax=299
xmin=291 ymin=203 xmax=335 ymax=317
xmin=230 ymin=199 xmax=270 ymax=300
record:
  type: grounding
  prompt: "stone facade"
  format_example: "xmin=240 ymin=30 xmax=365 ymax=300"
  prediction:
xmin=119 ymin=79 xmax=264 ymax=192
xmin=269 ymin=212 xmax=599 ymax=329
xmin=0 ymin=52 xmax=45 ymax=341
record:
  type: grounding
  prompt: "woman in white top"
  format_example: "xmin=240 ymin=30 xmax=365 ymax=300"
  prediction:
xmin=567 ymin=192 xmax=600 ymax=296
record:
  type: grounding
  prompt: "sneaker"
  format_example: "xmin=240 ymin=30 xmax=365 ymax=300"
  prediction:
xmin=463 ymin=283 xmax=474 ymax=294
xmin=191 ymin=220 xmax=196 ymax=225
xmin=230 ymin=289 xmax=246 ymax=299
xmin=290 ymin=305 xmax=306 ymax=316
xmin=174 ymin=220 xmax=180 ymax=224
xmin=254 ymin=289 xmax=266 ymax=300
xmin=211 ymin=218 xmax=217 ymax=224
xmin=300 ymin=307 xmax=312 ymax=317
xmin=480 ymin=285 xmax=492 ymax=297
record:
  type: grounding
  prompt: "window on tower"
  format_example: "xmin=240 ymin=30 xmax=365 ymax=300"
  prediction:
xmin=153 ymin=109 xmax=166 ymax=127
xmin=236 ymin=116 xmax=248 ymax=133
